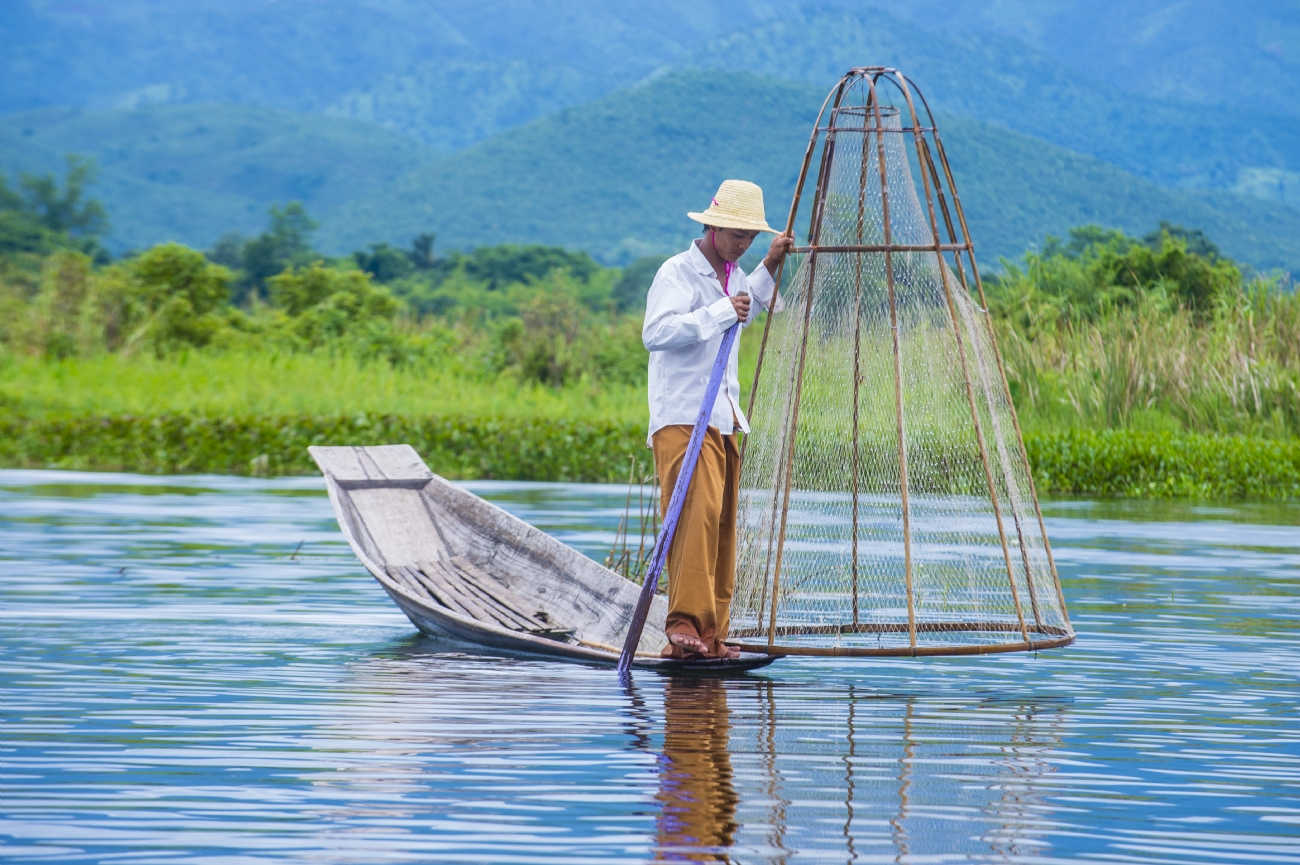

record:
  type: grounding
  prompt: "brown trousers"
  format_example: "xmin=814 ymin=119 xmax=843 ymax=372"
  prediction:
xmin=652 ymin=424 xmax=740 ymax=658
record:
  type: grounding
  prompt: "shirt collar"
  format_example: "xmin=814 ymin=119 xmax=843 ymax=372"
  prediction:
xmin=687 ymin=239 xmax=716 ymax=278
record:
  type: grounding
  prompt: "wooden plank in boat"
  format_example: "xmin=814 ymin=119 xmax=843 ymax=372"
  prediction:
xmin=347 ymin=486 xmax=444 ymax=568
xmin=309 ymin=444 xmax=433 ymax=489
xmin=446 ymin=557 xmax=577 ymax=641
xmin=421 ymin=559 xmax=532 ymax=634
xmin=390 ymin=564 xmax=474 ymax=618
xmin=417 ymin=560 xmax=504 ymax=625
xmin=403 ymin=566 xmax=475 ymax=619
xmin=450 ymin=557 xmax=550 ymax=625
xmin=415 ymin=558 xmax=576 ymax=642
xmin=386 ymin=565 xmax=435 ymax=603
xmin=448 ymin=572 xmax=539 ymax=631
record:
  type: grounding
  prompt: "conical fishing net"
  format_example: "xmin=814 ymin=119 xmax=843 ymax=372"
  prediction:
xmin=732 ymin=70 xmax=1073 ymax=656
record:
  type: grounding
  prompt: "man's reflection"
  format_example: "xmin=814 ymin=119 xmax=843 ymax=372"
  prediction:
xmin=655 ymin=676 xmax=738 ymax=861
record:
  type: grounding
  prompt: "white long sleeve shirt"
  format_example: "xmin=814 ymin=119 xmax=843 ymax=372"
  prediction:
xmin=643 ymin=240 xmax=785 ymax=446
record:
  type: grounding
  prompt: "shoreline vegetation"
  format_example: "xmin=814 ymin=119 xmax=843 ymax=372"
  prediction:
xmin=1 ymin=413 xmax=1297 ymax=500
xmin=2 ymin=167 xmax=1298 ymax=499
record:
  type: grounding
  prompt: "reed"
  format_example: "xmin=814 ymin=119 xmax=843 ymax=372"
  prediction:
xmin=998 ymin=284 xmax=1300 ymax=438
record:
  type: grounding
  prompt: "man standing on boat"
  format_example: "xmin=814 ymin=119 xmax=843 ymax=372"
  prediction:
xmin=643 ymin=180 xmax=793 ymax=659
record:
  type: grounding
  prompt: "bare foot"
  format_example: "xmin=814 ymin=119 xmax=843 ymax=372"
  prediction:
xmin=724 ymin=644 xmax=740 ymax=660
xmin=669 ymin=632 xmax=709 ymax=656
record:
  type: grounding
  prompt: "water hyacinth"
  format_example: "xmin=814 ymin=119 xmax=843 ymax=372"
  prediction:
xmin=1 ymin=410 xmax=1297 ymax=499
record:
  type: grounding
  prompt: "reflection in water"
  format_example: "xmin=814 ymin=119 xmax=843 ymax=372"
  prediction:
xmin=844 ymin=688 xmax=859 ymax=861
xmin=642 ymin=676 xmax=1069 ymax=863
xmin=656 ymin=678 xmax=738 ymax=861
xmin=759 ymin=680 xmax=791 ymax=864
xmin=984 ymin=701 xmax=1064 ymax=860
xmin=323 ymin=653 xmax=1068 ymax=862
xmin=892 ymin=696 xmax=913 ymax=862
xmin=3 ymin=472 xmax=1299 ymax=864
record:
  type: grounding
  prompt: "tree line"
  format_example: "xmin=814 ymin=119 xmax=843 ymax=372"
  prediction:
xmin=3 ymin=155 xmax=1296 ymax=438
xmin=0 ymin=158 xmax=665 ymax=387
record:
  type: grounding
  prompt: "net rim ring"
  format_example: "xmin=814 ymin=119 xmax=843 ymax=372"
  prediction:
xmin=732 ymin=633 xmax=1076 ymax=658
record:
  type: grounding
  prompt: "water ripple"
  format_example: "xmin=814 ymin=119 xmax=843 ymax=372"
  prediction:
xmin=1 ymin=471 xmax=1298 ymax=863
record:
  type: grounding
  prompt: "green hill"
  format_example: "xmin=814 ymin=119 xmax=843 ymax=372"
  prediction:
xmin=687 ymin=6 xmax=1300 ymax=196
xmin=0 ymin=104 xmax=435 ymax=252
xmin=4 ymin=71 xmax=1297 ymax=272
xmin=882 ymin=0 xmax=1300 ymax=121
xmin=4 ymin=0 xmax=1296 ymax=209
xmin=281 ymin=4 xmax=1300 ymax=208
xmin=0 ymin=0 xmax=775 ymax=130
xmin=325 ymin=70 xmax=1300 ymax=273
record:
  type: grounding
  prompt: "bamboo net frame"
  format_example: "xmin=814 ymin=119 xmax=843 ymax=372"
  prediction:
xmin=731 ymin=68 xmax=1074 ymax=658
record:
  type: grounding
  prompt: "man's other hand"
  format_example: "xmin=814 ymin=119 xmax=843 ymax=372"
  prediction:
xmin=730 ymin=293 xmax=752 ymax=323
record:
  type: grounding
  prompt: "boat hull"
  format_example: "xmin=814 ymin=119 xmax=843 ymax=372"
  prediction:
xmin=311 ymin=444 xmax=777 ymax=673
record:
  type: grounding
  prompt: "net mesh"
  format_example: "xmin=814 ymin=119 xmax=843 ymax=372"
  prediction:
xmin=733 ymin=82 xmax=1072 ymax=655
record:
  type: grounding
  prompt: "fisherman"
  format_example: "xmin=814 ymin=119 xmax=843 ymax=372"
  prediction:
xmin=643 ymin=179 xmax=793 ymax=659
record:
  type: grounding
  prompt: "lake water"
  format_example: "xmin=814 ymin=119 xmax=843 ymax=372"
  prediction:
xmin=2 ymin=469 xmax=1298 ymax=864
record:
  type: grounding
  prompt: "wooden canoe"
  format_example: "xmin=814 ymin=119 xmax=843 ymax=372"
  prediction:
xmin=310 ymin=445 xmax=776 ymax=672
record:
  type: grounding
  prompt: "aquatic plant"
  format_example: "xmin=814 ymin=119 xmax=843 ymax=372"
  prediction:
xmin=0 ymin=413 xmax=648 ymax=482
xmin=0 ymin=408 xmax=1294 ymax=499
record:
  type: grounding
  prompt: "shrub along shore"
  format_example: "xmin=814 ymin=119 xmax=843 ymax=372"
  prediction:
xmin=2 ymin=170 xmax=1297 ymax=498
xmin=2 ymin=413 xmax=1298 ymax=500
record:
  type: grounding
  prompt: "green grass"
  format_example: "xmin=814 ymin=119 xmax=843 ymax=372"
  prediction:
xmin=0 ymin=351 xmax=646 ymax=422
xmin=2 ymin=351 xmax=1297 ymax=499
xmin=0 ymin=349 xmax=651 ymax=482
xmin=994 ymin=278 xmax=1300 ymax=440
xmin=2 ymin=347 xmax=1297 ymax=499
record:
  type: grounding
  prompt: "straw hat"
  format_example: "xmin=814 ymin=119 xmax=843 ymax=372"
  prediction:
xmin=687 ymin=179 xmax=776 ymax=234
